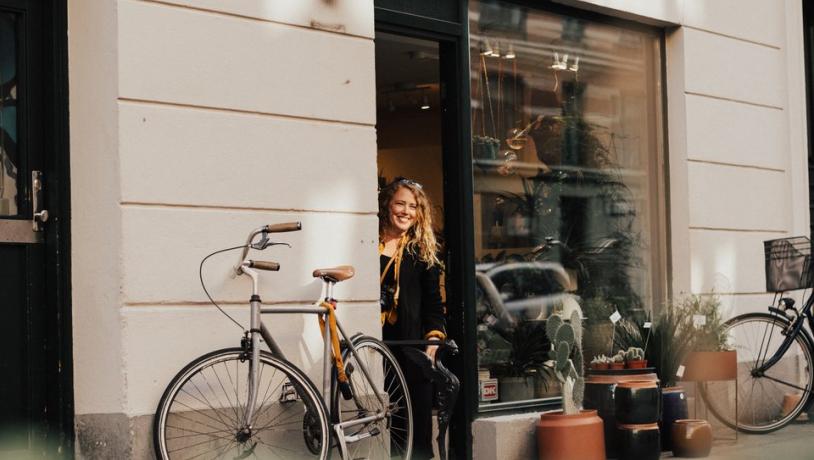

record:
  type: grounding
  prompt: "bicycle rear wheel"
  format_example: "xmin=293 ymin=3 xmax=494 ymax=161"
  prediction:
xmin=333 ymin=336 xmax=413 ymax=459
xmin=700 ymin=313 xmax=814 ymax=433
xmin=154 ymin=347 xmax=330 ymax=459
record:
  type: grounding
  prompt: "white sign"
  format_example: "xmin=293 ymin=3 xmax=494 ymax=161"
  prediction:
xmin=643 ymin=321 xmax=652 ymax=329
xmin=693 ymin=315 xmax=707 ymax=328
xmin=480 ymin=379 xmax=498 ymax=402
xmin=676 ymin=365 xmax=685 ymax=378
xmin=610 ymin=310 xmax=622 ymax=323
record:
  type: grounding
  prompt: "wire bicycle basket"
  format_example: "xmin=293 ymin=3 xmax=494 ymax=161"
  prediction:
xmin=764 ymin=236 xmax=813 ymax=292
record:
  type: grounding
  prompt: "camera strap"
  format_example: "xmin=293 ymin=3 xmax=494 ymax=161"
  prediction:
xmin=379 ymin=235 xmax=407 ymax=325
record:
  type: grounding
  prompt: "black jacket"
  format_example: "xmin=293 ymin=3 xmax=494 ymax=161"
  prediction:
xmin=381 ymin=251 xmax=446 ymax=341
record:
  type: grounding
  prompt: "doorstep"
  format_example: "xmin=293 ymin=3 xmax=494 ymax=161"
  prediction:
xmin=472 ymin=412 xmax=541 ymax=460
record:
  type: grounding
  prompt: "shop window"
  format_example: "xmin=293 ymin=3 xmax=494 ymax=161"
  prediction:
xmin=469 ymin=1 xmax=665 ymax=409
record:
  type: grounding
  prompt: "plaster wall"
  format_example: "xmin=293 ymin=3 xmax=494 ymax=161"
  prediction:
xmin=69 ymin=0 xmax=377 ymax=457
xmin=565 ymin=0 xmax=810 ymax=315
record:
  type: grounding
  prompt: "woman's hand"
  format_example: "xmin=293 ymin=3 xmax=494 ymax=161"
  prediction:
xmin=425 ymin=337 xmax=440 ymax=366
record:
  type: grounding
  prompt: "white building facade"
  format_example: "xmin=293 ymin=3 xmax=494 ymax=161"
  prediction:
xmin=0 ymin=0 xmax=809 ymax=458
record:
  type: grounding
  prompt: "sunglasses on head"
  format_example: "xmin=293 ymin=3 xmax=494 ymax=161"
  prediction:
xmin=394 ymin=177 xmax=423 ymax=190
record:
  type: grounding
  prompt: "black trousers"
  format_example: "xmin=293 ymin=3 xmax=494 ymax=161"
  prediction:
xmin=391 ymin=349 xmax=435 ymax=460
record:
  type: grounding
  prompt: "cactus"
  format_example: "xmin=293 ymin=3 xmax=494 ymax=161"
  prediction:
xmin=626 ymin=346 xmax=645 ymax=361
xmin=545 ymin=311 xmax=585 ymax=415
xmin=612 ymin=352 xmax=625 ymax=363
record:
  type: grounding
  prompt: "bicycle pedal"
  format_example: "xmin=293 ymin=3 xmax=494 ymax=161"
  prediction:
xmin=278 ymin=381 xmax=300 ymax=403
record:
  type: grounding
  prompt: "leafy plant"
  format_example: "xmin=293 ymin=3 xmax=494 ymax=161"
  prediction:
xmin=678 ymin=294 xmax=729 ymax=352
xmin=494 ymin=321 xmax=553 ymax=378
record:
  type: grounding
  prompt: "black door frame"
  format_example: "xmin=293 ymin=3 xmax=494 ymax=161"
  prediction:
xmin=374 ymin=4 xmax=477 ymax=460
xmin=36 ymin=0 xmax=72 ymax=454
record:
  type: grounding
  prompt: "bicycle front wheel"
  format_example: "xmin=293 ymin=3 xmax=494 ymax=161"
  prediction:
xmin=334 ymin=336 xmax=413 ymax=460
xmin=700 ymin=313 xmax=814 ymax=433
xmin=154 ymin=347 xmax=330 ymax=459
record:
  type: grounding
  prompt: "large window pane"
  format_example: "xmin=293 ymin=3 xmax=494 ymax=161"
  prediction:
xmin=470 ymin=1 xmax=664 ymax=407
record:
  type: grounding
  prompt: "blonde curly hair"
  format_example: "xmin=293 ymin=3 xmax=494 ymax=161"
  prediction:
xmin=378 ymin=178 xmax=441 ymax=268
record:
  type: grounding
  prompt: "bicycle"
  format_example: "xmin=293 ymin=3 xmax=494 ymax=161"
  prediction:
xmin=700 ymin=236 xmax=814 ymax=433
xmin=153 ymin=222 xmax=413 ymax=459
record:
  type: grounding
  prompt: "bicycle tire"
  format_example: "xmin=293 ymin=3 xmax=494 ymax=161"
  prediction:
xmin=333 ymin=336 xmax=413 ymax=460
xmin=699 ymin=313 xmax=814 ymax=433
xmin=153 ymin=347 xmax=330 ymax=459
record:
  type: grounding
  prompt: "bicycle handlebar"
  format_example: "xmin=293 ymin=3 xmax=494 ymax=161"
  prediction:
xmin=266 ymin=222 xmax=302 ymax=233
xmin=248 ymin=260 xmax=280 ymax=271
xmin=236 ymin=223 xmax=302 ymax=275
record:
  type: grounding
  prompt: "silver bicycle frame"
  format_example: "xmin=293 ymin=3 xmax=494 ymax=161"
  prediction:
xmin=237 ymin=228 xmax=389 ymax=455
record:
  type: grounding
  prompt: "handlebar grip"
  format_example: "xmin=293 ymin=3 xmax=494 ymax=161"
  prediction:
xmin=249 ymin=260 xmax=281 ymax=271
xmin=265 ymin=222 xmax=302 ymax=233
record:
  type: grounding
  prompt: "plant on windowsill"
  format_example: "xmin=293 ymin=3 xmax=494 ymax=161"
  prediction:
xmin=493 ymin=321 xmax=553 ymax=402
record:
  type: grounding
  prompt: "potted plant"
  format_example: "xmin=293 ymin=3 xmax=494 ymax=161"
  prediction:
xmin=610 ymin=352 xmax=625 ymax=370
xmin=615 ymin=306 xmax=694 ymax=452
xmin=679 ymin=295 xmax=736 ymax=382
xmin=536 ymin=311 xmax=605 ymax=460
xmin=590 ymin=354 xmax=610 ymax=370
xmin=625 ymin=347 xmax=647 ymax=369
xmin=493 ymin=321 xmax=553 ymax=401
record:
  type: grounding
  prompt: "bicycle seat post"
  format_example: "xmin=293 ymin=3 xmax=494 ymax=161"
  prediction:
xmin=321 ymin=277 xmax=336 ymax=407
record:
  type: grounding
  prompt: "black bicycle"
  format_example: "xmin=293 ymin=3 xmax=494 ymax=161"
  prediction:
xmin=701 ymin=236 xmax=814 ymax=433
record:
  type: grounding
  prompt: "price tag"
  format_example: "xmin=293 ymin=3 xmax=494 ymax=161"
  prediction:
xmin=676 ymin=365 xmax=685 ymax=378
xmin=610 ymin=310 xmax=622 ymax=324
xmin=693 ymin=315 xmax=706 ymax=328
xmin=643 ymin=321 xmax=652 ymax=329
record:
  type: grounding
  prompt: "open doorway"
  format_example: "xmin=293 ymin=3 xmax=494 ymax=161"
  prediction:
xmin=376 ymin=32 xmax=445 ymax=233
xmin=375 ymin=31 xmax=450 ymax=458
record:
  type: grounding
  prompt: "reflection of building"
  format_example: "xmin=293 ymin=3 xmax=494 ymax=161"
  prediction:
xmin=2 ymin=0 xmax=811 ymax=459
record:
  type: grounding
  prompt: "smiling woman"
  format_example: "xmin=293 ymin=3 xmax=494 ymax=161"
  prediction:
xmin=378 ymin=178 xmax=446 ymax=460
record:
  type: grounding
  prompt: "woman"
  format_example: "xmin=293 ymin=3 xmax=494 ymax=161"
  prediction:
xmin=379 ymin=177 xmax=445 ymax=460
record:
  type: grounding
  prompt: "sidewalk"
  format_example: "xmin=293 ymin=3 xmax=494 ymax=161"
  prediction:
xmin=663 ymin=420 xmax=814 ymax=459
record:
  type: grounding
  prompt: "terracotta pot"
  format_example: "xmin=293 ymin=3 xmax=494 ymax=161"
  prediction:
xmin=618 ymin=423 xmax=661 ymax=460
xmin=536 ymin=410 xmax=605 ymax=460
xmin=680 ymin=351 xmax=737 ymax=382
xmin=671 ymin=419 xmax=712 ymax=458
xmin=610 ymin=362 xmax=625 ymax=370
xmin=660 ymin=386 xmax=688 ymax=451
xmin=615 ymin=380 xmax=661 ymax=424
xmin=626 ymin=359 xmax=647 ymax=369
xmin=591 ymin=362 xmax=610 ymax=371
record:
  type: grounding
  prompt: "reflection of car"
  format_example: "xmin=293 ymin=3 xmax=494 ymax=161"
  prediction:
xmin=475 ymin=261 xmax=582 ymax=326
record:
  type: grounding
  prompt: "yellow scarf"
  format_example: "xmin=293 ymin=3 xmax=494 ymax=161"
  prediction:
xmin=379 ymin=235 xmax=407 ymax=325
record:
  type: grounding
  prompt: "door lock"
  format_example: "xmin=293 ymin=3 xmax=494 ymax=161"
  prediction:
xmin=32 ymin=170 xmax=48 ymax=231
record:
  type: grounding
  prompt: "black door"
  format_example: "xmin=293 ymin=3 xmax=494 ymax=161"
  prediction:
xmin=0 ymin=0 xmax=70 ymax=455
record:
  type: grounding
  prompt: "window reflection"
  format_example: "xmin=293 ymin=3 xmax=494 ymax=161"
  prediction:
xmin=471 ymin=1 xmax=664 ymax=406
xmin=0 ymin=12 xmax=19 ymax=216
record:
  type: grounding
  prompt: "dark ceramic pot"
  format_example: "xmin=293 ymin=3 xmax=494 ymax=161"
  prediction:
xmin=615 ymin=380 xmax=661 ymax=424
xmin=618 ymin=423 xmax=661 ymax=460
xmin=584 ymin=381 xmax=618 ymax=458
xmin=671 ymin=419 xmax=712 ymax=458
xmin=661 ymin=386 xmax=689 ymax=451
xmin=585 ymin=370 xmax=659 ymax=459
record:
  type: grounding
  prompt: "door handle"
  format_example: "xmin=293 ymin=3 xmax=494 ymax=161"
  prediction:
xmin=32 ymin=170 xmax=48 ymax=231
